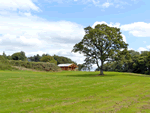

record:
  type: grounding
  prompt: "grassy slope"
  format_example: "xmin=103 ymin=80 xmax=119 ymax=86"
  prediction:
xmin=1 ymin=71 xmax=150 ymax=113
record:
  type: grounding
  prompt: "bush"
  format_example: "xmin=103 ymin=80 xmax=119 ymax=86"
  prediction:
xmin=8 ymin=60 xmax=61 ymax=72
xmin=0 ymin=56 xmax=18 ymax=71
xmin=0 ymin=63 xmax=18 ymax=71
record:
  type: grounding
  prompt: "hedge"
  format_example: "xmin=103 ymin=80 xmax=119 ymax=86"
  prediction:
xmin=8 ymin=60 xmax=61 ymax=72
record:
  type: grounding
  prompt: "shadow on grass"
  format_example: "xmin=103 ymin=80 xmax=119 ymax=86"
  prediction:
xmin=66 ymin=73 xmax=116 ymax=77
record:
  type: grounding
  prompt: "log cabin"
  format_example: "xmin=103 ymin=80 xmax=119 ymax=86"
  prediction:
xmin=58 ymin=63 xmax=78 ymax=71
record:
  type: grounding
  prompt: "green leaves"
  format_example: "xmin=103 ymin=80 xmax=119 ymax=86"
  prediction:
xmin=11 ymin=51 xmax=27 ymax=61
xmin=53 ymin=55 xmax=77 ymax=65
xmin=40 ymin=56 xmax=57 ymax=65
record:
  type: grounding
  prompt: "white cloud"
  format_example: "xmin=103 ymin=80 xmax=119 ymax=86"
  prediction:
xmin=137 ymin=46 xmax=150 ymax=52
xmin=92 ymin=64 xmax=97 ymax=71
xmin=0 ymin=13 xmax=86 ymax=64
xmin=92 ymin=21 xmax=108 ymax=28
xmin=0 ymin=0 xmax=40 ymax=11
xmin=128 ymin=48 xmax=134 ymax=50
xmin=102 ymin=2 xmax=113 ymax=8
xmin=114 ymin=0 xmax=130 ymax=8
xmin=92 ymin=21 xmax=121 ymax=28
xmin=0 ymin=34 xmax=43 ymax=47
xmin=24 ymin=12 xmax=32 ymax=16
xmin=138 ymin=47 xmax=147 ymax=52
xmin=121 ymin=22 xmax=150 ymax=37
xmin=121 ymin=34 xmax=127 ymax=43
xmin=147 ymin=45 xmax=150 ymax=50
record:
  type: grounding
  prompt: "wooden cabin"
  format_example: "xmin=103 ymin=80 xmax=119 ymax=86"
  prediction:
xmin=58 ymin=63 xmax=78 ymax=71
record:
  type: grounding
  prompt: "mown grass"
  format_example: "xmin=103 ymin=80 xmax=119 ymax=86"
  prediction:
xmin=1 ymin=70 xmax=150 ymax=113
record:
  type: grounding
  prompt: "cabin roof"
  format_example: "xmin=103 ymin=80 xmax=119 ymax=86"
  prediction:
xmin=58 ymin=63 xmax=73 ymax=67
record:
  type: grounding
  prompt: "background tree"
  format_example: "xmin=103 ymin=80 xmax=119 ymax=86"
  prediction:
xmin=101 ymin=50 xmax=150 ymax=75
xmin=11 ymin=51 xmax=27 ymax=61
xmin=77 ymin=64 xmax=84 ymax=71
xmin=53 ymin=55 xmax=77 ymax=65
xmin=28 ymin=54 xmax=41 ymax=62
xmin=40 ymin=56 xmax=57 ymax=65
xmin=72 ymin=24 xmax=128 ymax=75
xmin=42 ymin=53 xmax=50 ymax=57
xmin=146 ymin=52 xmax=150 ymax=74
xmin=141 ymin=51 xmax=149 ymax=56
xmin=6 ymin=55 xmax=12 ymax=60
xmin=2 ymin=51 xmax=7 ymax=59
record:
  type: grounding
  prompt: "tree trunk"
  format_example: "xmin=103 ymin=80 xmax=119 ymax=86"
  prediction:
xmin=100 ymin=69 xmax=103 ymax=75
xmin=100 ymin=61 xmax=104 ymax=75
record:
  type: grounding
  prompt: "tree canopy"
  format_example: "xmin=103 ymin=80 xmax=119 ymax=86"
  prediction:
xmin=11 ymin=51 xmax=27 ymax=61
xmin=72 ymin=24 xmax=129 ymax=75
xmin=53 ymin=55 xmax=77 ymax=65
xmin=100 ymin=50 xmax=150 ymax=75
xmin=40 ymin=56 xmax=57 ymax=65
xmin=28 ymin=54 xmax=42 ymax=62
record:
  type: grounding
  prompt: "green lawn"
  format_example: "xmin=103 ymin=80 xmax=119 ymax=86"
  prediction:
xmin=1 ymin=70 xmax=150 ymax=113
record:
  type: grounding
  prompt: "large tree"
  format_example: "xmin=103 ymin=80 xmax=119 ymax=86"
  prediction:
xmin=72 ymin=24 xmax=129 ymax=75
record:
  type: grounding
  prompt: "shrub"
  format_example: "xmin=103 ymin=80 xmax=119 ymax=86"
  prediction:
xmin=0 ymin=63 xmax=18 ymax=71
xmin=0 ymin=56 xmax=18 ymax=71
xmin=8 ymin=60 xmax=61 ymax=72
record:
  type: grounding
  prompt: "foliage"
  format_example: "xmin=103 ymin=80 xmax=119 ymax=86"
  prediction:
xmin=40 ymin=56 xmax=57 ymax=65
xmin=2 ymin=51 xmax=7 ymax=59
xmin=0 ymin=55 xmax=18 ymax=71
xmin=0 ymin=55 xmax=6 ymax=61
xmin=1 ymin=51 xmax=12 ymax=60
xmin=78 ymin=64 xmax=85 ymax=71
xmin=1 ymin=51 xmax=77 ymax=66
xmin=101 ymin=50 xmax=150 ymax=75
xmin=141 ymin=51 xmax=149 ymax=56
xmin=72 ymin=24 xmax=128 ymax=75
xmin=8 ymin=60 xmax=61 ymax=72
xmin=42 ymin=53 xmax=50 ymax=57
xmin=28 ymin=54 xmax=42 ymax=62
xmin=6 ymin=55 xmax=12 ymax=60
xmin=11 ymin=51 xmax=27 ymax=61
xmin=0 ymin=63 xmax=18 ymax=71
xmin=53 ymin=55 xmax=77 ymax=65
xmin=77 ymin=63 xmax=92 ymax=71
xmin=145 ymin=52 xmax=150 ymax=74
xmin=28 ymin=54 xmax=77 ymax=65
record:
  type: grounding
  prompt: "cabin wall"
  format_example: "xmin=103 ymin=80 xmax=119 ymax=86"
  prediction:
xmin=60 ymin=66 xmax=76 ymax=71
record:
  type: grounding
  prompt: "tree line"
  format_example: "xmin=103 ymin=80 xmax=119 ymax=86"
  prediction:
xmin=97 ymin=50 xmax=150 ymax=75
xmin=1 ymin=51 xmax=77 ymax=65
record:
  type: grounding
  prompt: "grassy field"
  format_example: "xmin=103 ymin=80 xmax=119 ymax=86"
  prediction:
xmin=1 ymin=71 xmax=150 ymax=113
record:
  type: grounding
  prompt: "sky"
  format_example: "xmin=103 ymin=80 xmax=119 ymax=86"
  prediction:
xmin=0 ymin=0 xmax=150 ymax=70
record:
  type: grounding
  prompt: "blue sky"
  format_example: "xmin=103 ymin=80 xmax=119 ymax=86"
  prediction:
xmin=0 ymin=0 xmax=150 ymax=69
